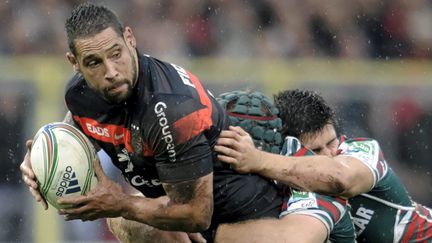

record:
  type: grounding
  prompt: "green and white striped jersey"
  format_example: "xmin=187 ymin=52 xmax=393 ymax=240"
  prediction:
xmin=280 ymin=137 xmax=356 ymax=242
xmin=339 ymin=137 xmax=432 ymax=242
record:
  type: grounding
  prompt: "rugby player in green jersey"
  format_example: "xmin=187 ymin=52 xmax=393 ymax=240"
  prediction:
xmin=215 ymin=90 xmax=355 ymax=243
xmin=215 ymin=89 xmax=432 ymax=242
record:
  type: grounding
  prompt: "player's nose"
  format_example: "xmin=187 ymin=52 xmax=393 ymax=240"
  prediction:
xmin=104 ymin=60 xmax=119 ymax=81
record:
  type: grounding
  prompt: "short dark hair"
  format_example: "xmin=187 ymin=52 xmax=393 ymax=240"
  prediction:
xmin=274 ymin=89 xmax=338 ymax=140
xmin=65 ymin=2 xmax=124 ymax=56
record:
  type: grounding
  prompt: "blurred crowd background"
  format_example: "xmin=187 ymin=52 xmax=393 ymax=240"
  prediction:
xmin=2 ymin=0 xmax=432 ymax=58
xmin=1 ymin=0 xmax=432 ymax=242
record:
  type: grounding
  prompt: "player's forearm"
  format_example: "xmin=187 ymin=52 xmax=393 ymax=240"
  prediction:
xmin=259 ymin=152 xmax=348 ymax=195
xmin=107 ymin=217 xmax=189 ymax=243
xmin=107 ymin=217 xmax=152 ymax=243
xmin=120 ymin=194 xmax=212 ymax=232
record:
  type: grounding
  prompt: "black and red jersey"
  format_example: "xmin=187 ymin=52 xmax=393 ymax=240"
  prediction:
xmin=65 ymin=52 xmax=228 ymax=197
xmin=65 ymin=51 xmax=281 ymax=231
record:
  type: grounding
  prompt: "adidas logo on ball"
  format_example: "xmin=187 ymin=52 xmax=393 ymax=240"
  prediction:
xmin=31 ymin=122 xmax=98 ymax=209
xmin=55 ymin=166 xmax=81 ymax=197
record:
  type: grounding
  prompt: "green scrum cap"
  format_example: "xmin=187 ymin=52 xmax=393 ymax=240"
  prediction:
xmin=217 ymin=90 xmax=283 ymax=154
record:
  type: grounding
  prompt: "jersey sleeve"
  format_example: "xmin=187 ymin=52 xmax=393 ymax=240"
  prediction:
xmin=338 ymin=138 xmax=388 ymax=186
xmin=142 ymin=94 xmax=214 ymax=184
xmin=280 ymin=188 xmax=351 ymax=240
xmin=281 ymin=136 xmax=315 ymax=157
xmin=279 ymin=136 xmax=356 ymax=242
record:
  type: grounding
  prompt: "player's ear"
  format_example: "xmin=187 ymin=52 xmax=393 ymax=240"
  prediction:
xmin=123 ymin=26 xmax=136 ymax=48
xmin=66 ymin=52 xmax=80 ymax=73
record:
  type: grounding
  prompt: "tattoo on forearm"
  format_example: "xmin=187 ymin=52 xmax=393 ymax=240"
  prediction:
xmin=161 ymin=177 xmax=213 ymax=230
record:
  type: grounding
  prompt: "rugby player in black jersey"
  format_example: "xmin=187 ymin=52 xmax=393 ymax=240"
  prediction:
xmin=21 ymin=2 xmax=356 ymax=242
xmin=19 ymin=3 xmax=288 ymax=242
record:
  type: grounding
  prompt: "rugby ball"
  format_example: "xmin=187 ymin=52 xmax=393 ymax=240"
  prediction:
xmin=30 ymin=122 xmax=98 ymax=209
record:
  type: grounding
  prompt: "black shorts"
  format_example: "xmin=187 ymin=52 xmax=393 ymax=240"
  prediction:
xmin=202 ymin=156 xmax=283 ymax=241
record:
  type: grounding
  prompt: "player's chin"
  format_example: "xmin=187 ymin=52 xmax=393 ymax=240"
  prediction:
xmin=104 ymin=90 xmax=130 ymax=104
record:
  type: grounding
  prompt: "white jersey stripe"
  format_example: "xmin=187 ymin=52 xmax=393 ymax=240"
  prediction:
xmin=360 ymin=193 xmax=415 ymax=210
xmin=394 ymin=209 xmax=413 ymax=243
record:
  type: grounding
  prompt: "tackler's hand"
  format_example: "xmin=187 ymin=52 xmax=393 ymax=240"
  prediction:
xmin=215 ymin=126 xmax=264 ymax=174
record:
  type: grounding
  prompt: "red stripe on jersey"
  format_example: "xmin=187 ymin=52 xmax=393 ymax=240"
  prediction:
xmin=281 ymin=201 xmax=288 ymax=211
xmin=401 ymin=213 xmax=419 ymax=243
xmin=416 ymin=206 xmax=432 ymax=242
xmin=227 ymin=112 xmax=278 ymax=121
xmin=73 ymin=116 xmax=126 ymax=146
xmin=333 ymin=196 xmax=348 ymax=206
xmin=318 ymin=198 xmax=340 ymax=221
xmin=425 ymin=223 xmax=432 ymax=241
xmin=339 ymin=135 xmax=346 ymax=144
xmin=187 ymin=71 xmax=212 ymax=126
xmin=173 ymin=111 xmax=206 ymax=144
xmin=123 ymin=129 xmax=133 ymax=153
xmin=173 ymin=71 xmax=213 ymax=144
xmin=293 ymin=147 xmax=309 ymax=156
xmin=417 ymin=216 xmax=426 ymax=242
